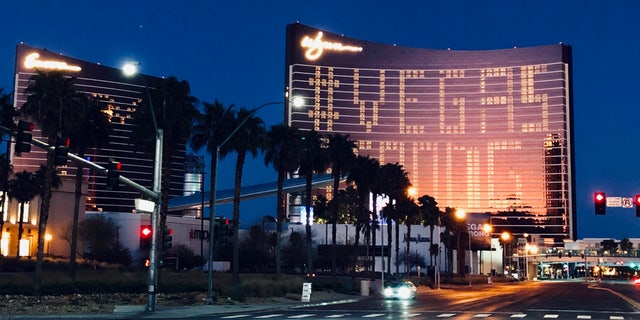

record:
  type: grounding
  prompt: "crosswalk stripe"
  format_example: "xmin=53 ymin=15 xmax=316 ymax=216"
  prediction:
xmin=436 ymin=314 xmax=456 ymax=318
xmin=610 ymin=316 xmax=625 ymax=320
xmin=543 ymin=315 xmax=559 ymax=319
xmin=254 ymin=315 xmax=284 ymax=319
xmin=287 ymin=314 xmax=315 ymax=318
xmin=404 ymin=313 xmax=420 ymax=318
xmin=221 ymin=315 xmax=250 ymax=319
xmin=325 ymin=315 xmax=349 ymax=318
xmin=510 ymin=315 xmax=527 ymax=318
xmin=362 ymin=314 xmax=385 ymax=318
xmin=473 ymin=314 xmax=491 ymax=317
xmin=577 ymin=315 xmax=591 ymax=319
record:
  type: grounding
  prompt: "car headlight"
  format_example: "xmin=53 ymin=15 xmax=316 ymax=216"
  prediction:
xmin=398 ymin=286 xmax=412 ymax=299
xmin=383 ymin=287 xmax=393 ymax=297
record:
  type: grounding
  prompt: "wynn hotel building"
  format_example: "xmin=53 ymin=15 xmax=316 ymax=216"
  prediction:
xmin=285 ymin=23 xmax=576 ymax=240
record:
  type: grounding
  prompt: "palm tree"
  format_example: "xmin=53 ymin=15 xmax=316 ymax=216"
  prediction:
xmin=263 ymin=124 xmax=302 ymax=277
xmin=190 ymin=100 xmax=236 ymax=239
xmin=378 ymin=162 xmax=411 ymax=273
xmin=298 ymin=129 xmax=329 ymax=273
xmin=133 ymin=76 xmax=199 ymax=233
xmin=418 ymin=195 xmax=440 ymax=267
xmin=21 ymin=70 xmax=78 ymax=296
xmin=400 ymin=196 xmax=420 ymax=273
xmin=7 ymin=170 xmax=38 ymax=257
xmin=326 ymin=133 xmax=356 ymax=278
xmin=0 ymin=90 xmax=17 ymax=233
xmin=229 ymin=107 xmax=265 ymax=283
xmin=66 ymin=94 xmax=111 ymax=279
xmin=347 ymin=155 xmax=379 ymax=271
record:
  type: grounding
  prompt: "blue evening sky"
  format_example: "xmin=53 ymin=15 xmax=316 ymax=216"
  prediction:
xmin=0 ymin=0 xmax=638 ymax=239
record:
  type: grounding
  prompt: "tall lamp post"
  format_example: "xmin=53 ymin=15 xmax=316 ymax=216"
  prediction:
xmin=501 ymin=231 xmax=511 ymax=276
xmin=122 ymin=63 xmax=163 ymax=312
xmin=435 ymin=208 xmax=466 ymax=289
xmin=483 ymin=223 xmax=493 ymax=284
xmin=205 ymin=97 xmax=303 ymax=304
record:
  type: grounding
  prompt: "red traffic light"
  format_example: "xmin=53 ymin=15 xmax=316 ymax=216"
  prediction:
xmin=18 ymin=120 xmax=34 ymax=131
xmin=594 ymin=192 xmax=606 ymax=215
xmin=140 ymin=225 xmax=152 ymax=238
xmin=635 ymin=195 xmax=640 ymax=206
xmin=594 ymin=192 xmax=605 ymax=202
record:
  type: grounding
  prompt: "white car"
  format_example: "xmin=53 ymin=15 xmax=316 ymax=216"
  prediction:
xmin=382 ymin=280 xmax=417 ymax=300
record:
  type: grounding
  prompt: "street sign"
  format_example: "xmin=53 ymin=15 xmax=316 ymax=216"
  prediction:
xmin=607 ymin=197 xmax=622 ymax=207
xmin=622 ymin=197 xmax=633 ymax=208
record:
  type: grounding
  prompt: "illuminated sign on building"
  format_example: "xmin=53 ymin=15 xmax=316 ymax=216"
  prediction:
xmin=23 ymin=52 xmax=81 ymax=72
xmin=300 ymin=31 xmax=363 ymax=61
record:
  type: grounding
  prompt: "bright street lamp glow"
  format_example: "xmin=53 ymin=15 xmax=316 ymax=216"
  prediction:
xmin=455 ymin=209 xmax=466 ymax=220
xmin=122 ymin=62 xmax=139 ymax=77
xmin=483 ymin=223 xmax=492 ymax=233
xmin=292 ymin=96 xmax=304 ymax=108
xmin=407 ymin=187 xmax=417 ymax=197
xmin=501 ymin=231 xmax=511 ymax=241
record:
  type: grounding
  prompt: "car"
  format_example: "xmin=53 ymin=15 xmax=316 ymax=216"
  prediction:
xmin=382 ymin=280 xmax=417 ymax=300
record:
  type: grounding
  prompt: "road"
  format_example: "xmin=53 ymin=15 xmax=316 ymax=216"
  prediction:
xmin=195 ymin=280 xmax=640 ymax=319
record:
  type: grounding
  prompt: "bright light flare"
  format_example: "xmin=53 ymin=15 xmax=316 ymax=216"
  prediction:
xmin=122 ymin=62 xmax=139 ymax=77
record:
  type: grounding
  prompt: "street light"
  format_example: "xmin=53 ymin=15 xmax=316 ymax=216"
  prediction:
xmin=435 ymin=208 xmax=466 ymax=289
xmin=205 ymin=98 xmax=303 ymax=304
xmin=501 ymin=231 xmax=511 ymax=276
xmin=483 ymin=223 xmax=493 ymax=284
xmin=122 ymin=62 xmax=163 ymax=312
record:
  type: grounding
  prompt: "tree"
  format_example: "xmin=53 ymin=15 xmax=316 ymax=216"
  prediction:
xmin=229 ymin=107 xmax=265 ymax=283
xmin=298 ymin=129 xmax=329 ymax=272
xmin=418 ymin=195 xmax=440 ymax=266
xmin=133 ymin=76 xmax=199 ymax=234
xmin=21 ymin=70 xmax=78 ymax=296
xmin=0 ymin=90 xmax=17 ymax=234
xmin=263 ymin=124 xmax=302 ymax=277
xmin=326 ymin=133 xmax=356 ymax=279
xmin=347 ymin=155 xmax=379 ymax=271
xmin=66 ymin=94 xmax=111 ymax=279
xmin=7 ymin=170 xmax=38 ymax=257
xmin=378 ymin=162 xmax=411 ymax=273
xmin=78 ymin=215 xmax=131 ymax=266
xmin=400 ymin=196 xmax=420 ymax=273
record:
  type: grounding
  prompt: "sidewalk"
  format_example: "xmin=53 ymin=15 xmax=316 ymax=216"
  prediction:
xmin=0 ymin=291 xmax=364 ymax=320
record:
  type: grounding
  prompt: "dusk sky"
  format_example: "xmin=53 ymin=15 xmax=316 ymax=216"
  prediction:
xmin=1 ymin=1 xmax=639 ymax=239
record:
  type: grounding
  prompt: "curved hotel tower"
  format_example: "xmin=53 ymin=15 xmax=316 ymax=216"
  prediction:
xmin=285 ymin=23 xmax=575 ymax=241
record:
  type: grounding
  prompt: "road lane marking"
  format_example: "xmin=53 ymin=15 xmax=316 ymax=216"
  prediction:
xmin=610 ymin=317 xmax=625 ymax=320
xmin=362 ymin=314 xmax=385 ymax=318
xmin=287 ymin=314 xmax=315 ymax=318
xmin=255 ymin=315 xmax=284 ymax=319
xmin=577 ymin=316 xmax=591 ymax=319
xmin=543 ymin=315 xmax=559 ymax=318
xmin=325 ymin=315 xmax=350 ymax=318
xmin=404 ymin=313 xmax=420 ymax=318
xmin=221 ymin=316 xmax=250 ymax=319
xmin=473 ymin=314 xmax=491 ymax=317
xmin=436 ymin=314 xmax=456 ymax=318
xmin=510 ymin=315 xmax=527 ymax=318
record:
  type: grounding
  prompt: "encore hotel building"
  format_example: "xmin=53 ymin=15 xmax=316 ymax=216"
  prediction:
xmin=285 ymin=23 xmax=576 ymax=241
xmin=11 ymin=44 xmax=186 ymax=214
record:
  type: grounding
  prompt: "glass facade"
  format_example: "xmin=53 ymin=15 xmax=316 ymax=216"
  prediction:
xmin=285 ymin=24 xmax=575 ymax=240
xmin=12 ymin=44 xmax=186 ymax=213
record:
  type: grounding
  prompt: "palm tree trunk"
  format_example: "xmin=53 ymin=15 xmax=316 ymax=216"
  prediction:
xmin=33 ymin=159 xmax=55 ymax=296
xmin=231 ymin=151 xmax=246 ymax=284
xmin=331 ymin=174 xmax=339 ymax=281
xmin=395 ymin=222 xmax=400 ymax=274
xmin=275 ymin=171 xmax=286 ymax=278
xmin=305 ymin=172 xmax=313 ymax=274
xmin=386 ymin=219 xmax=392 ymax=273
xmin=70 ymin=161 xmax=83 ymax=279
xmin=406 ymin=223 xmax=412 ymax=273
xmin=16 ymin=204 xmax=24 ymax=258
xmin=371 ymin=194 xmax=377 ymax=273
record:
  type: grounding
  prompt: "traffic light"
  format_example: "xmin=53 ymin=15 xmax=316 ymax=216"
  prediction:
xmin=15 ymin=120 xmax=34 ymax=155
xmin=106 ymin=159 xmax=121 ymax=190
xmin=54 ymin=136 xmax=70 ymax=166
xmin=594 ymin=192 xmax=606 ymax=215
xmin=162 ymin=227 xmax=173 ymax=249
xmin=635 ymin=195 xmax=640 ymax=217
xmin=140 ymin=225 xmax=152 ymax=250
